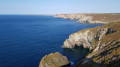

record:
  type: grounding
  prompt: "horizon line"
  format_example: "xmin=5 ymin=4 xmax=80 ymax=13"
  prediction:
xmin=0 ymin=13 xmax=120 ymax=15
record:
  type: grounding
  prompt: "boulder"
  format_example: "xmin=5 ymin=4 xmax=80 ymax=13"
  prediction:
xmin=39 ymin=52 xmax=70 ymax=67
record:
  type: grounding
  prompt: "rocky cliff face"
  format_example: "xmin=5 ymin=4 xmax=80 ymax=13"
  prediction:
xmin=62 ymin=21 xmax=120 ymax=67
xmin=63 ymin=26 xmax=112 ymax=50
xmin=63 ymin=30 xmax=95 ymax=49
xmin=39 ymin=52 xmax=70 ymax=67
xmin=39 ymin=19 xmax=120 ymax=67
xmin=55 ymin=13 xmax=120 ymax=24
xmin=63 ymin=21 xmax=120 ymax=67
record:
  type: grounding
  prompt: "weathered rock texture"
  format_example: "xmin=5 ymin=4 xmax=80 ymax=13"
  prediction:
xmin=39 ymin=52 xmax=70 ymax=67
xmin=55 ymin=13 xmax=120 ymax=24
xmin=63 ymin=26 xmax=112 ymax=50
xmin=63 ymin=21 xmax=120 ymax=67
xmin=60 ymin=20 xmax=120 ymax=67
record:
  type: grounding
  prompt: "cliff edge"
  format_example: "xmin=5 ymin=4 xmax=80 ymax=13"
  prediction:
xmin=63 ymin=21 xmax=120 ymax=67
xmin=55 ymin=13 xmax=120 ymax=24
xmin=39 ymin=14 xmax=120 ymax=67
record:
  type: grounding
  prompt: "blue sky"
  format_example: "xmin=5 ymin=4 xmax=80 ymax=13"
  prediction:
xmin=0 ymin=0 xmax=120 ymax=14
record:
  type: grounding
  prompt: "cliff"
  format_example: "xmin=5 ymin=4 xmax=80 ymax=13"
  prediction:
xmin=39 ymin=14 xmax=120 ymax=67
xmin=63 ymin=23 xmax=116 ymax=50
xmin=54 ymin=13 xmax=120 ymax=24
xmin=39 ymin=52 xmax=70 ymax=67
xmin=63 ymin=21 xmax=120 ymax=67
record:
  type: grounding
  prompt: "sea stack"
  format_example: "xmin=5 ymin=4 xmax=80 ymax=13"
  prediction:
xmin=39 ymin=52 xmax=70 ymax=67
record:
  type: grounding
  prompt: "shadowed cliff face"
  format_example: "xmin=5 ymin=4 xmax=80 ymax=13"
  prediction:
xmin=62 ymin=21 xmax=120 ymax=67
xmin=39 ymin=52 xmax=70 ymax=67
xmin=39 ymin=21 xmax=120 ymax=67
xmin=63 ymin=26 xmax=113 ymax=50
xmin=55 ymin=13 xmax=120 ymax=24
xmin=63 ymin=46 xmax=89 ymax=67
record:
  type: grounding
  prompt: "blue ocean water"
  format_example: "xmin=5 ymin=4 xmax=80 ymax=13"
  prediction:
xmin=0 ymin=15 xmax=103 ymax=67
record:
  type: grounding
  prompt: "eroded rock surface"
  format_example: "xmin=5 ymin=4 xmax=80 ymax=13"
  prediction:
xmin=63 ymin=26 xmax=115 ymax=50
xmin=39 ymin=52 xmax=70 ymax=67
xmin=62 ymin=21 xmax=120 ymax=67
xmin=63 ymin=30 xmax=95 ymax=49
xmin=74 ymin=22 xmax=120 ymax=67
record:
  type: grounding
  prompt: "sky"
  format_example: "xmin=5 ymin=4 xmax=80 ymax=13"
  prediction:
xmin=0 ymin=0 xmax=120 ymax=14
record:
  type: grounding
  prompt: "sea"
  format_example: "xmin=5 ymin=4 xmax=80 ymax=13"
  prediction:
xmin=0 ymin=15 xmax=103 ymax=67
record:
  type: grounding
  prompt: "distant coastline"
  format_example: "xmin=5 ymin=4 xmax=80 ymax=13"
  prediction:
xmin=54 ymin=13 xmax=120 ymax=24
xmin=39 ymin=13 xmax=120 ymax=67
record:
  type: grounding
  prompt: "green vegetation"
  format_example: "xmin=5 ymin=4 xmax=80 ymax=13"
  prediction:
xmin=39 ymin=52 xmax=70 ymax=67
xmin=75 ymin=21 xmax=120 ymax=67
xmin=88 ymin=14 xmax=120 ymax=22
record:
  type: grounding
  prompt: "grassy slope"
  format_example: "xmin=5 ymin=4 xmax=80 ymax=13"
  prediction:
xmin=76 ymin=21 xmax=120 ymax=67
xmin=85 ymin=13 xmax=120 ymax=22
xmin=56 ymin=13 xmax=120 ymax=23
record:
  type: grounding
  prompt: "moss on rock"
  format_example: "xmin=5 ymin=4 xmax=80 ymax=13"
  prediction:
xmin=39 ymin=52 xmax=70 ymax=67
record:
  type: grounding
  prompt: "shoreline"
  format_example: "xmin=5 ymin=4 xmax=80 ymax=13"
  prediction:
xmin=54 ymin=13 xmax=120 ymax=24
xmin=39 ymin=14 xmax=120 ymax=67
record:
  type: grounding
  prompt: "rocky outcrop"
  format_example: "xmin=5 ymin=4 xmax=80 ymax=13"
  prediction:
xmin=72 ymin=22 xmax=120 ymax=67
xmin=39 ymin=52 xmax=70 ymax=67
xmin=63 ymin=30 xmax=95 ymax=49
xmin=62 ymin=21 xmax=120 ymax=67
xmin=55 ymin=13 xmax=120 ymax=24
xmin=39 ymin=21 xmax=120 ymax=67
xmin=63 ymin=26 xmax=115 ymax=50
